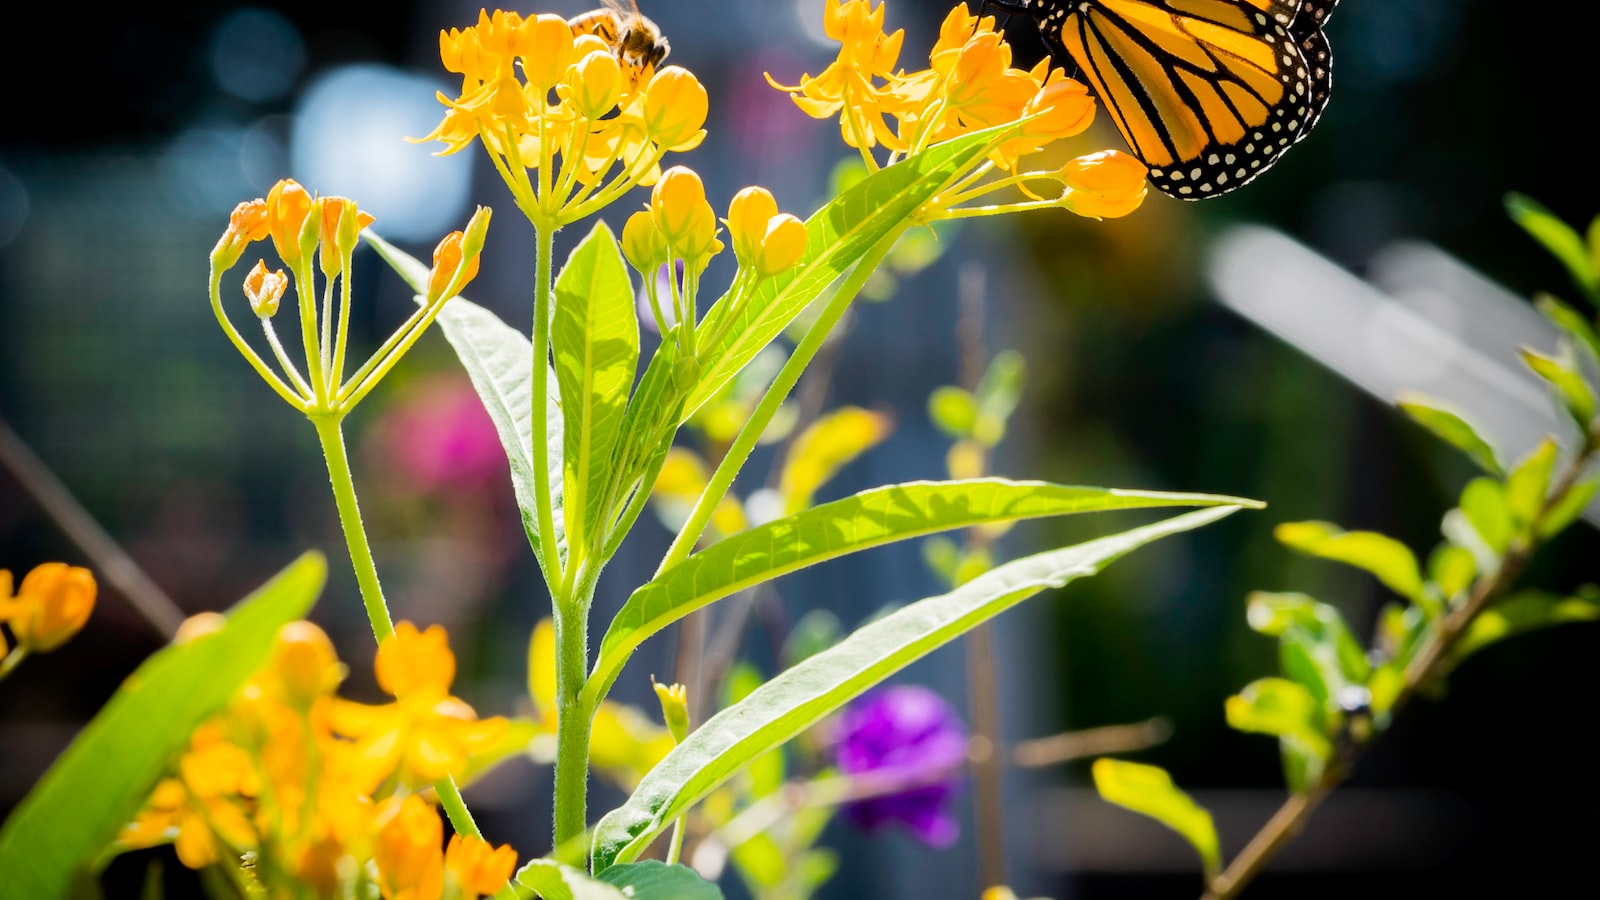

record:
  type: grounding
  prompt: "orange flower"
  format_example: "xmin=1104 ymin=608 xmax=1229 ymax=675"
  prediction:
xmin=267 ymin=179 xmax=316 ymax=270
xmin=1059 ymin=150 xmax=1149 ymax=219
xmin=444 ymin=834 xmax=518 ymax=897
xmin=242 ymin=260 xmax=289 ymax=318
xmin=373 ymin=795 xmax=445 ymax=900
xmin=212 ymin=198 xmax=271 ymax=270
xmin=5 ymin=563 xmax=95 ymax=653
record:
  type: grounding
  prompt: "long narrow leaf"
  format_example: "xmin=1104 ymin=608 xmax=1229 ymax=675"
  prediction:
xmin=590 ymin=506 xmax=1244 ymax=870
xmin=366 ymin=232 xmax=566 ymax=571
xmin=0 ymin=554 xmax=327 ymax=900
xmin=587 ymin=481 xmax=1259 ymax=705
xmin=687 ymin=122 xmax=1020 ymax=419
xmin=552 ymin=222 xmax=638 ymax=556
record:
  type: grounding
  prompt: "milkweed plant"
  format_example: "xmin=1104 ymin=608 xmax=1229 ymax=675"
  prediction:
xmin=2 ymin=2 xmax=1593 ymax=899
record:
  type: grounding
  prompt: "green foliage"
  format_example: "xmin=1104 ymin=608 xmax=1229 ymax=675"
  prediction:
xmin=590 ymin=507 xmax=1244 ymax=871
xmin=0 ymin=554 xmax=326 ymax=900
xmin=1534 ymin=293 xmax=1600 ymax=363
xmin=1520 ymin=344 xmax=1598 ymax=428
xmin=1225 ymin=678 xmax=1331 ymax=791
xmin=1091 ymin=759 xmax=1220 ymax=879
xmin=689 ymin=123 xmax=1021 ymax=420
xmin=506 ymin=860 xmax=629 ymax=900
xmin=1395 ymin=392 xmax=1505 ymax=477
xmin=588 ymin=481 xmax=1258 ymax=704
xmin=553 ymin=222 xmax=639 ymax=559
xmin=1504 ymin=438 xmax=1559 ymax=528
xmin=1452 ymin=588 xmax=1600 ymax=663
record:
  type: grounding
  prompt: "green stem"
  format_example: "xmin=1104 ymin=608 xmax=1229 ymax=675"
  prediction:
xmin=552 ymin=570 xmax=596 ymax=852
xmin=0 ymin=647 xmax=27 ymax=683
xmin=310 ymin=414 xmax=482 ymax=840
xmin=312 ymin=415 xmax=393 ymax=643
xmin=653 ymin=230 xmax=903 ymax=577
xmin=533 ymin=223 xmax=563 ymax=580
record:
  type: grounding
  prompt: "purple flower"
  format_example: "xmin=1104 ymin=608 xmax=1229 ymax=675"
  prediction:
xmin=832 ymin=685 xmax=967 ymax=847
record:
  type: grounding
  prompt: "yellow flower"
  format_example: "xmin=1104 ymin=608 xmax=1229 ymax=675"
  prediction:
xmin=1059 ymin=150 xmax=1149 ymax=219
xmin=444 ymin=834 xmax=518 ymax=898
xmin=642 ymin=66 xmax=709 ymax=152
xmin=621 ymin=209 xmax=669 ymax=274
xmin=267 ymin=179 xmax=316 ymax=270
xmin=242 ymin=259 xmax=289 ymax=318
xmin=373 ymin=795 xmax=445 ymax=900
xmin=324 ymin=622 xmax=508 ymax=790
xmin=122 ymin=725 xmax=261 ymax=869
xmin=653 ymin=679 xmax=690 ymax=743
xmin=5 ymin=562 xmax=95 ymax=653
xmin=259 ymin=620 xmax=343 ymax=710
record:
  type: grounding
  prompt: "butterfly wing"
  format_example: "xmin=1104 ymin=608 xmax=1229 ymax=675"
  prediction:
xmin=1041 ymin=0 xmax=1336 ymax=199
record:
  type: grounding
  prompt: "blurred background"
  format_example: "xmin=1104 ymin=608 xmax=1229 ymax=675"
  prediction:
xmin=2 ymin=0 xmax=1597 ymax=897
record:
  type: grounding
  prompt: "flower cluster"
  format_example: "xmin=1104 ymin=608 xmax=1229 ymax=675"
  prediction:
xmin=770 ymin=1 xmax=1148 ymax=219
xmin=210 ymin=178 xmax=490 ymax=416
xmin=417 ymin=9 xmax=708 ymax=227
xmin=0 ymin=563 xmax=96 ymax=677
xmin=119 ymin=620 xmax=514 ymax=897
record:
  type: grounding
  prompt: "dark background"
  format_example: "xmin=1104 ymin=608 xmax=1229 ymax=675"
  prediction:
xmin=2 ymin=1 xmax=1596 ymax=898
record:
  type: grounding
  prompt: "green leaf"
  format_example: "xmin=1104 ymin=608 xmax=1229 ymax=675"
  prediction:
xmin=1538 ymin=471 xmax=1600 ymax=539
xmin=1505 ymin=438 xmax=1560 ymax=528
xmin=1395 ymin=392 xmax=1505 ymax=477
xmin=977 ymin=350 xmax=1026 ymax=424
xmin=504 ymin=860 xmax=629 ymax=900
xmin=598 ymin=862 xmax=724 ymax=900
xmin=1246 ymin=593 xmax=1368 ymax=708
xmin=599 ymin=339 xmax=692 ymax=560
xmin=589 ymin=480 xmax=1260 ymax=705
xmin=688 ymin=123 xmax=1021 ymax=420
xmin=1520 ymin=345 xmax=1597 ymax=428
xmin=0 ymin=554 xmax=326 ymax=900
xmin=590 ymin=506 xmax=1244 ymax=870
xmin=928 ymin=386 xmax=978 ymax=438
xmin=1225 ymin=677 xmax=1332 ymax=775
xmin=365 ymin=232 xmax=567 ymax=573
xmin=1534 ymin=293 xmax=1600 ymax=364
xmin=1426 ymin=544 xmax=1477 ymax=602
xmin=1506 ymin=193 xmax=1600 ymax=303
xmin=1273 ymin=521 xmax=1425 ymax=601
xmin=1459 ymin=477 xmax=1515 ymax=554
xmin=553 ymin=222 xmax=639 ymax=557
xmin=1091 ymin=759 xmax=1220 ymax=879
xmin=1453 ymin=588 xmax=1600 ymax=662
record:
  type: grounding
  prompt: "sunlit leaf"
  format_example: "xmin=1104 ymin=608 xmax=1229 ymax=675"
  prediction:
xmin=589 ymin=481 xmax=1259 ymax=705
xmin=504 ymin=859 xmax=629 ymax=900
xmin=1505 ymin=438 xmax=1560 ymax=528
xmin=1520 ymin=345 xmax=1597 ymax=429
xmin=1273 ymin=521 xmax=1425 ymax=601
xmin=1247 ymin=592 xmax=1369 ymax=702
xmin=1091 ymin=759 xmax=1220 ymax=879
xmin=1534 ymin=293 xmax=1600 ymax=364
xmin=1506 ymin=193 xmax=1599 ymax=304
xmin=1453 ymin=588 xmax=1600 ymax=663
xmin=553 ymin=221 xmax=639 ymax=558
xmin=1225 ymin=677 xmax=1332 ymax=784
xmin=591 ymin=507 xmax=1244 ymax=870
xmin=929 ymin=386 xmax=978 ymax=438
xmin=1426 ymin=544 xmax=1477 ymax=603
xmin=1458 ymin=477 xmax=1515 ymax=554
xmin=1538 ymin=471 xmax=1600 ymax=539
xmin=0 ymin=555 xmax=326 ymax=899
xmin=1395 ymin=392 xmax=1504 ymax=477
xmin=598 ymin=861 xmax=724 ymax=900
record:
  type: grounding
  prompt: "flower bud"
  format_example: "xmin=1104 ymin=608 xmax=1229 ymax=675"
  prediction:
xmin=756 ymin=213 xmax=807 ymax=277
xmin=726 ymin=187 xmax=780 ymax=266
xmin=242 ymin=260 xmax=289 ymax=318
xmin=266 ymin=621 xmax=342 ymax=709
xmin=1059 ymin=150 xmax=1148 ymax=219
xmin=653 ymin=679 xmax=691 ymax=743
xmin=267 ymin=179 xmax=315 ymax=269
xmin=9 ymin=563 xmax=96 ymax=653
xmin=518 ymin=14 xmax=576 ymax=91
xmin=1021 ymin=78 xmax=1095 ymax=142
xmin=622 ymin=210 xmax=669 ymax=273
xmin=568 ymin=50 xmax=623 ymax=120
xmin=316 ymin=196 xmax=374 ymax=277
xmin=651 ymin=167 xmax=721 ymax=261
xmin=643 ymin=67 xmax=709 ymax=151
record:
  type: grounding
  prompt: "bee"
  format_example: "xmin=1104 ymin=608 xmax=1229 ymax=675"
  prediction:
xmin=568 ymin=0 xmax=670 ymax=80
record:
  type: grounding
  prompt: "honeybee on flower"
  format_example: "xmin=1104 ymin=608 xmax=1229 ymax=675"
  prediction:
xmin=569 ymin=0 xmax=671 ymax=83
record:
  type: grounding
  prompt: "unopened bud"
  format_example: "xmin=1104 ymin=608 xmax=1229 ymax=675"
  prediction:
xmin=242 ymin=260 xmax=289 ymax=318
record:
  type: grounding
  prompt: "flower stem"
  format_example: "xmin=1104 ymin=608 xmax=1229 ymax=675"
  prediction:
xmin=0 ymin=647 xmax=27 ymax=683
xmin=310 ymin=413 xmax=482 ymax=840
xmin=653 ymin=229 xmax=903 ymax=577
xmin=552 ymin=572 xmax=596 ymax=852
xmin=532 ymin=223 xmax=563 ymax=580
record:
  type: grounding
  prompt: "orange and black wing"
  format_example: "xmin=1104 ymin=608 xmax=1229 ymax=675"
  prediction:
xmin=1035 ymin=0 xmax=1337 ymax=199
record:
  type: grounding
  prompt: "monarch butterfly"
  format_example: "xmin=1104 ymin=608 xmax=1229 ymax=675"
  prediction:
xmin=982 ymin=0 xmax=1338 ymax=199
